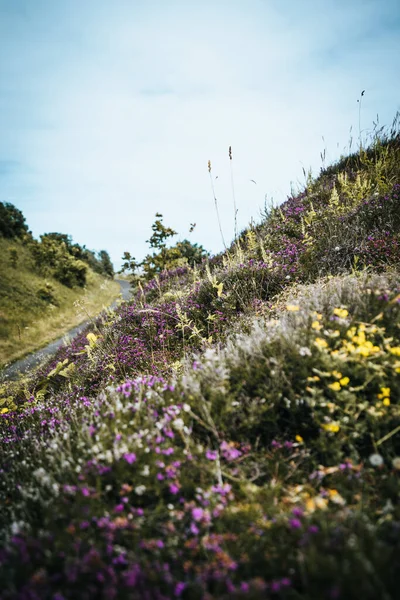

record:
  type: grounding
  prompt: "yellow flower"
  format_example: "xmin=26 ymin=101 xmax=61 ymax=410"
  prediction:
xmin=306 ymin=496 xmax=328 ymax=512
xmin=295 ymin=435 xmax=304 ymax=443
xmin=339 ymin=376 xmax=350 ymax=386
xmin=311 ymin=320 xmax=322 ymax=331
xmin=322 ymin=423 xmax=340 ymax=433
xmin=314 ymin=338 xmax=328 ymax=349
xmin=0 ymin=407 xmax=9 ymax=414
xmin=328 ymin=382 xmax=341 ymax=391
xmin=377 ymin=387 xmax=390 ymax=399
xmin=332 ymin=371 xmax=342 ymax=379
xmin=389 ymin=346 xmax=400 ymax=356
xmin=333 ymin=308 xmax=349 ymax=319
xmin=383 ymin=398 xmax=390 ymax=407
xmin=286 ymin=304 xmax=300 ymax=312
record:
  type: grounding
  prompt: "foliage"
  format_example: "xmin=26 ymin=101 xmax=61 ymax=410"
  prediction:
xmin=31 ymin=235 xmax=88 ymax=287
xmin=122 ymin=214 xmax=208 ymax=283
xmin=0 ymin=202 xmax=29 ymax=239
xmin=98 ymin=250 xmax=114 ymax=278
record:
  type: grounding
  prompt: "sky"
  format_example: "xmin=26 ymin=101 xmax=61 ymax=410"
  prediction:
xmin=0 ymin=0 xmax=399 ymax=269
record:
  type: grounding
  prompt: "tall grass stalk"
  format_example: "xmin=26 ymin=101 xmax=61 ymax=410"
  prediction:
xmin=229 ymin=146 xmax=238 ymax=239
xmin=208 ymin=160 xmax=226 ymax=249
xmin=358 ymin=89 xmax=365 ymax=150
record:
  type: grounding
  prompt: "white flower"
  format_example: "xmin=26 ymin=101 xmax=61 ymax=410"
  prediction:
xmin=135 ymin=485 xmax=146 ymax=496
xmin=392 ymin=457 xmax=400 ymax=470
xmin=183 ymin=403 xmax=191 ymax=412
xmin=11 ymin=522 xmax=24 ymax=535
xmin=299 ymin=347 xmax=312 ymax=357
xmin=33 ymin=468 xmax=51 ymax=486
xmin=172 ymin=418 xmax=185 ymax=431
xmin=141 ymin=465 xmax=150 ymax=477
xmin=369 ymin=453 xmax=384 ymax=467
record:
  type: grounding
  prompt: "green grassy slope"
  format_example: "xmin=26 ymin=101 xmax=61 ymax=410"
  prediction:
xmin=0 ymin=237 xmax=120 ymax=366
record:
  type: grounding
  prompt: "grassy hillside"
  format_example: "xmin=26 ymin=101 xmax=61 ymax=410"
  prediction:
xmin=0 ymin=127 xmax=400 ymax=599
xmin=0 ymin=237 xmax=120 ymax=366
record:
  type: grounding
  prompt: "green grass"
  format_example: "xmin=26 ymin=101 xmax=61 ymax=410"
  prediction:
xmin=0 ymin=238 xmax=120 ymax=366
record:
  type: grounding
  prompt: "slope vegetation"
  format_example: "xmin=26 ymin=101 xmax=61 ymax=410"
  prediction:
xmin=0 ymin=217 xmax=119 ymax=366
xmin=0 ymin=128 xmax=400 ymax=599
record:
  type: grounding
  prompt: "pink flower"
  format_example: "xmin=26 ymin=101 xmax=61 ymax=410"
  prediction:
xmin=289 ymin=518 xmax=302 ymax=529
xmin=123 ymin=453 xmax=136 ymax=464
xmin=175 ymin=582 xmax=186 ymax=596
xmin=205 ymin=450 xmax=218 ymax=460
xmin=192 ymin=507 xmax=203 ymax=521
xmin=190 ymin=522 xmax=199 ymax=535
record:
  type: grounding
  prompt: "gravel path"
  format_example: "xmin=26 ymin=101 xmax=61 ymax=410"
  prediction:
xmin=2 ymin=279 xmax=132 ymax=381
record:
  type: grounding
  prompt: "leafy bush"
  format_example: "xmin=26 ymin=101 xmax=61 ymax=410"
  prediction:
xmin=31 ymin=236 xmax=88 ymax=287
xmin=0 ymin=202 xmax=29 ymax=238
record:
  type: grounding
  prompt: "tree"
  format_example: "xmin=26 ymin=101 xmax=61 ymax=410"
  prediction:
xmin=98 ymin=250 xmax=114 ymax=278
xmin=122 ymin=214 xmax=208 ymax=283
xmin=0 ymin=202 xmax=29 ymax=238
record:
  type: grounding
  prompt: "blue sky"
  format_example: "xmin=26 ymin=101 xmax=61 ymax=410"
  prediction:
xmin=0 ymin=0 xmax=399 ymax=268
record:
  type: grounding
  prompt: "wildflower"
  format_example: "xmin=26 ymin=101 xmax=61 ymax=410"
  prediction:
xmin=299 ymin=346 xmax=312 ymax=356
xmin=286 ymin=304 xmax=300 ymax=312
xmin=391 ymin=457 xmax=400 ymax=470
xmin=295 ymin=435 xmax=304 ymax=443
xmin=175 ymin=582 xmax=186 ymax=596
xmin=340 ymin=376 xmax=350 ymax=386
xmin=134 ymin=485 xmax=146 ymax=495
xmin=333 ymin=307 xmax=349 ymax=318
xmin=192 ymin=507 xmax=204 ymax=521
xmin=377 ymin=387 xmax=390 ymax=399
xmin=289 ymin=518 xmax=302 ymax=529
xmin=190 ymin=522 xmax=199 ymax=535
xmin=292 ymin=507 xmax=303 ymax=517
xmin=314 ymin=337 xmax=328 ymax=349
xmin=383 ymin=398 xmax=390 ymax=406
xmin=172 ymin=418 xmax=185 ymax=431
xmin=220 ymin=441 xmax=242 ymax=461
xmin=328 ymin=382 xmax=341 ymax=391
xmin=205 ymin=449 xmax=218 ymax=460
xmin=123 ymin=453 xmax=136 ymax=464
xmin=322 ymin=423 xmax=340 ymax=433
xmin=311 ymin=320 xmax=322 ymax=331
xmin=369 ymin=453 xmax=384 ymax=467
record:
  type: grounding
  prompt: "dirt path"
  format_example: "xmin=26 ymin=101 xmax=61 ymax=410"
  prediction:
xmin=2 ymin=279 xmax=132 ymax=381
